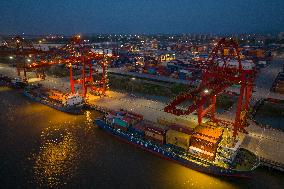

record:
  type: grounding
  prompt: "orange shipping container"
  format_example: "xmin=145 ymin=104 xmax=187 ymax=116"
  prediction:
xmin=256 ymin=49 xmax=265 ymax=58
xmin=190 ymin=134 xmax=219 ymax=154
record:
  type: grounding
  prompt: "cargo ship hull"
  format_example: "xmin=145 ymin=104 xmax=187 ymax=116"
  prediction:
xmin=95 ymin=118 xmax=254 ymax=178
xmin=23 ymin=90 xmax=83 ymax=115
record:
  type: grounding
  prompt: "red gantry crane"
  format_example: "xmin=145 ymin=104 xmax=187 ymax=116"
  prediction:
xmin=164 ymin=38 xmax=255 ymax=136
xmin=0 ymin=35 xmax=114 ymax=97
xmin=0 ymin=36 xmax=46 ymax=80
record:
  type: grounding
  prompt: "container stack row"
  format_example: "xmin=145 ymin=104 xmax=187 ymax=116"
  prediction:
xmin=106 ymin=110 xmax=224 ymax=161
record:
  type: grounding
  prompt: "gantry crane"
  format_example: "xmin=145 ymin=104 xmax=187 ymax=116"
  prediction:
xmin=164 ymin=38 xmax=255 ymax=136
xmin=0 ymin=36 xmax=46 ymax=80
xmin=0 ymin=35 xmax=115 ymax=97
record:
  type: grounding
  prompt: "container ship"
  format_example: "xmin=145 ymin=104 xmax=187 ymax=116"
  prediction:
xmin=94 ymin=109 xmax=260 ymax=177
xmin=23 ymin=84 xmax=84 ymax=114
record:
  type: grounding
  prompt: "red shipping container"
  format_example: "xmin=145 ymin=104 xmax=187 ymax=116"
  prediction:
xmin=145 ymin=125 xmax=167 ymax=136
xmin=113 ymin=124 xmax=128 ymax=131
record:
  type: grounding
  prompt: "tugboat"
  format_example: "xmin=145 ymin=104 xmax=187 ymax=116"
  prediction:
xmin=23 ymin=84 xmax=84 ymax=114
xmin=94 ymin=109 xmax=260 ymax=177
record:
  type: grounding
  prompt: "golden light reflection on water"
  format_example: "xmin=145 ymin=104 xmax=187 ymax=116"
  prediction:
xmin=85 ymin=110 xmax=92 ymax=123
xmin=160 ymin=162 xmax=238 ymax=189
xmin=33 ymin=127 xmax=79 ymax=188
xmin=0 ymin=86 xmax=12 ymax=92
xmin=30 ymin=109 xmax=99 ymax=188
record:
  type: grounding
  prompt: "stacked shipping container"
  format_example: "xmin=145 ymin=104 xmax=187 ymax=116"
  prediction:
xmin=106 ymin=110 xmax=224 ymax=162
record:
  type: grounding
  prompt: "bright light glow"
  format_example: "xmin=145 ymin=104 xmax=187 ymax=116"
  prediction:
xmin=204 ymin=89 xmax=209 ymax=94
xmin=27 ymin=59 xmax=31 ymax=62
xmin=131 ymin=77 xmax=136 ymax=80
xmin=9 ymin=56 xmax=13 ymax=60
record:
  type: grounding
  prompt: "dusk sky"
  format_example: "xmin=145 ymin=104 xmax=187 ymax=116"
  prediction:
xmin=0 ymin=0 xmax=284 ymax=35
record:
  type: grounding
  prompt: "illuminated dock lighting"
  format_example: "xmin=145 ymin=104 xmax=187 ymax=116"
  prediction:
xmin=204 ymin=89 xmax=209 ymax=94
xmin=9 ymin=56 xmax=14 ymax=60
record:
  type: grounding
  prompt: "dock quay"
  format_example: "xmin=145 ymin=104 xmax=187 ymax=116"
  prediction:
xmin=87 ymin=91 xmax=284 ymax=172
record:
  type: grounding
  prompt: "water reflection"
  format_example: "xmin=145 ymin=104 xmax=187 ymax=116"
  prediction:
xmin=161 ymin=164 xmax=237 ymax=189
xmin=33 ymin=127 xmax=78 ymax=188
xmin=32 ymin=110 xmax=98 ymax=188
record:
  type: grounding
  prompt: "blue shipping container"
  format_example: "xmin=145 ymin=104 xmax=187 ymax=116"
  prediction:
xmin=148 ymin=68 xmax=157 ymax=74
xmin=113 ymin=118 xmax=129 ymax=128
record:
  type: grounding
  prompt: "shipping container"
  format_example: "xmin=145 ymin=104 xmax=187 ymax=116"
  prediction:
xmin=188 ymin=146 xmax=215 ymax=161
xmin=256 ymin=49 xmax=265 ymax=58
xmin=129 ymin=123 xmax=145 ymax=136
xmin=157 ymin=117 xmax=197 ymax=129
xmin=170 ymin=124 xmax=194 ymax=135
xmin=144 ymin=122 xmax=167 ymax=144
xmin=145 ymin=131 xmax=165 ymax=144
xmin=113 ymin=124 xmax=128 ymax=131
xmin=148 ymin=67 xmax=157 ymax=75
xmin=125 ymin=111 xmax=143 ymax=121
xmin=113 ymin=117 xmax=129 ymax=128
xmin=224 ymin=49 xmax=229 ymax=56
xmin=190 ymin=134 xmax=219 ymax=154
xmin=145 ymin=125 xmax=165 ymax=135
xmin=194 ymin=124 xmax=223 ymax=139
xmin=166 ymin=130 xmax=191 ymax=150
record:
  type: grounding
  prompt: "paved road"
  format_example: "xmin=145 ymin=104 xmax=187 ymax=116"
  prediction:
xmin=87 ymin=91 xmax=200 ymax=124
xmin=108 ymin=68 xmax=199 ymax=85
xmin=227 ymin=58 xmax=284 ymax=100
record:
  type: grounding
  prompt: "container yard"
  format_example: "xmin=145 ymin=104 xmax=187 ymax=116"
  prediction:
xmin=271 ymin=71 xmax=284 ymax=94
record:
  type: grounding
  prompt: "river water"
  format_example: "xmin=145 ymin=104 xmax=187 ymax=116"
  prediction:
xmin=0 ymin=86 xmax=283 ymax=189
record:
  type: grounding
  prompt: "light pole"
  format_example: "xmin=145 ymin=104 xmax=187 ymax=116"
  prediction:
xmin=131 ymin=77 xmax=136 ymax=94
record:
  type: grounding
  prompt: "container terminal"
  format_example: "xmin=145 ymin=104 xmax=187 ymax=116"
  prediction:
xmin=0 ymin=34 xmax=283 ymax=175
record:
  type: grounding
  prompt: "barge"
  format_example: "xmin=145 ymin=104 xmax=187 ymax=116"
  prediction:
xmin=23 ymin=84 xmax=84 ymax=115
xmin=94 ymin=109 xmax=260 ymax=177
